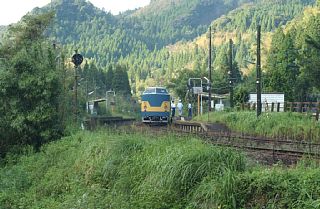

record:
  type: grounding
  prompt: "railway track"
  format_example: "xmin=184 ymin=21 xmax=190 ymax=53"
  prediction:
xmin=172 ymin=120 xmax=320 ymax=163
xmin=86 ymin=118 xmax=320 ymax=164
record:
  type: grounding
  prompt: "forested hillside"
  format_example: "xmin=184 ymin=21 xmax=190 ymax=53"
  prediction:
xmin=122 ymin=0 xmax=253 ymax=49
xmin=120 ymin=0 xmax=315 ymax=96
xmin=3 ymin=0 xmax=317 ymax=98
xmin=264 ymin=6 xmax=320 ymax=101
xmin=212 ymin=0 xmax=314 ymax=32
xmin=24 ymin=0 xmax=254 ymax=95
xmin=34 ymin=0 xmax=253 ymax=66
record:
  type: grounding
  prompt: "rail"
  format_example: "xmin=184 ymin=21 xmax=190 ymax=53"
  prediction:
xmin=172 ymin=120 xmax=320 ymax=157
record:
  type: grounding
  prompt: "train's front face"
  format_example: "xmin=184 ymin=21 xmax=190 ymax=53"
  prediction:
xmin=141 ymin=87 xmax=170 ymax=123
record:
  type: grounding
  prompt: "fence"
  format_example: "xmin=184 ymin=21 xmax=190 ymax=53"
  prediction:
xmin=239 ymin=102 xmax=320 ymax=120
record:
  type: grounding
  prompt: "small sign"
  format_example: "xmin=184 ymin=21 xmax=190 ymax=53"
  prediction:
xmin=72 ymin=53 xmax=83 ymax=66
xmin=193 ymin=87 xmax=203 ymax=95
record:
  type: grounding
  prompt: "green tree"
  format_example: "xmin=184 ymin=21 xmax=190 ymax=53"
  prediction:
xmin=112 ymin=65 xmax=131 ymax=96
xmin=265 ymin=29 xmax=299 ymax=101
xmin=234 ymin=84 xmax=249 ymax=106
xmin=0 ymin=12 xmax=64 ymax=155
xmin=106 ymin=65 xmax=114 ymax=91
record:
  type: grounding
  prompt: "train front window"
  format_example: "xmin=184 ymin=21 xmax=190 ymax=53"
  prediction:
xmin=156 ymin=88 xmax=168 ymax=94
xmin=144 ymin=87 xmax=168 ymax=94
xmin=144 ymin=88 xmax=156 ymax=94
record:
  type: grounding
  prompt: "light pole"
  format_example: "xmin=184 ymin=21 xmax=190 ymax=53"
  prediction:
xmin=256 ymin=25 xmax=262 ymax=117
xmin=71 ymin=50 xmax=83 ymax=123
xmin=208 ymin=26 xmax=212 ymax=112
xmin=228 ymin=39 xmax=234 ymax=109
xmin=203 ymin=77 xmax=211 ymax=115
xmin=245 ymin=26 xmax=262 ymax=117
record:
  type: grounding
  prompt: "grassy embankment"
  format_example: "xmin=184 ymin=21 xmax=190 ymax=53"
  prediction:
xmin=1 ymin=129 xmax=320 ymax=208
xmin=196 ymin=111 xmax=320 ymax=142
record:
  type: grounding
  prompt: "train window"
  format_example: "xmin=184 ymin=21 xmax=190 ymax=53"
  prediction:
xmin=156 ymin=88 xmax=168 ymax=94
xmin=144 ymin=88 xmax=156 ymax=94
xmin=143 ymin=87 xmax=168 ymax=94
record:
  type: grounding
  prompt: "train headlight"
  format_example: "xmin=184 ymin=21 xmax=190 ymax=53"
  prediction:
xmin=143 ymin=102 xmax=147 ymax=112
xmin=164 ymin=103 xmax=169 ymax=112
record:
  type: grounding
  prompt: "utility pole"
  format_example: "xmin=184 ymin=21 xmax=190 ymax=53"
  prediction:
xmin=72 ymin=50 xmax=83 ymax=123
xmin=86 ymin=77 xmax=89 ymax=113
xmin=256 ymin=25 xmax=262 ymax=117
xmin=208 ymin=26 xmax=212 ymax=112
xmin=229 ymin=39 xmax=234 ymax=108
xmin=94 ymin=78 xmax=97 ymax=99
xmin=75 ymin=57 xmax=78 ymax=123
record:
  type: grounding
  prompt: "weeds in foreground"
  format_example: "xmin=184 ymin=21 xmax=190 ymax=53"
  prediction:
xmin=1 ymin=130 xmax=320 ymax=208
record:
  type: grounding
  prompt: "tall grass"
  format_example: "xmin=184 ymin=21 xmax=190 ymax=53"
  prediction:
xmin=100 ymin=132 xmax=246 ymax=209
xmin=197 ymin=111 xmax=320 ymax=141
xmin=1 ymin=130 xmax=320 ymax=208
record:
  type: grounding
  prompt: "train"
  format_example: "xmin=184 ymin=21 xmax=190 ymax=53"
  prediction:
xmin=141 ymin=87 xmax=171 ymax=123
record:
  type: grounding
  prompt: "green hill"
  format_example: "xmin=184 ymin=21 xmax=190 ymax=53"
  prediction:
xmin=212 ymin=0 xmax=314 ymax=32
xmin=2 ymin=0 xmax=316 ymax=97
xmin=120 ymin=0 xmax=316 ymax=95
xmin=31 ymin=0 xmax=254 ymax=67
xmin=122 ymin=0 xmax=253 ymax=49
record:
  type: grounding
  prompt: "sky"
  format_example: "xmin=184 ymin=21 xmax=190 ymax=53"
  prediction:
xmin=0 ymin=0 xmax=150 ymax=25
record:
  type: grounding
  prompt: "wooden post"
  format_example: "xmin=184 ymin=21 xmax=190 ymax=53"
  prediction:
xmin=284 ymin=101 xmax=288 ymax=112
xmin=277 ymin=103 xmax=280 ymax=112
xmin=299 ymin=102 xmax=303 ymax=113
xmin=309 ymin=101 xmax=313 ymax=113
xmin=271 ymin=102 xmax=274 ymax=112
xmin=302 ymin=102 xmax=306 ymax=113
xmin=316 ymin=102 xmax=320 ymax=121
